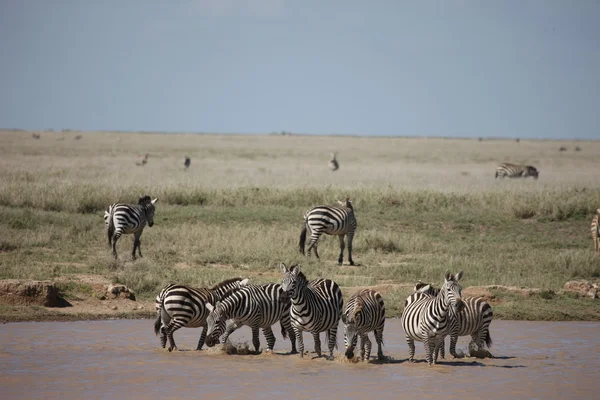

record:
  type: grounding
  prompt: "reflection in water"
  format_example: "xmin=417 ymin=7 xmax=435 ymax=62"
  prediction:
xmin=0 ymin=320 xmax=598 ymax=399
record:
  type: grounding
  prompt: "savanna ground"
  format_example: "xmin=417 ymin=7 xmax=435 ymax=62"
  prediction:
xmin=0 ymin=129 xmax=599 ymax=322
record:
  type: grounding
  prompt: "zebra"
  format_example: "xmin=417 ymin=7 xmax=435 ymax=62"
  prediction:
xmin=591 ymin=209 xmax=600 ymax=254
xmin=413 ymin=281 xmax=493 ymax=359
xmin=153 ymin=277 xmax=250 ymax=352
xmin=204 ymin=283 xmax=297 ymax=354
xmin=299 ymin=198 xmax=357 ymax=266
xmin=184 ymin=156 xmax=191 ymax=169
xmin=495 ymin=163 xmax=539 ymax=179
xmin=136 ymin=153 xmax=149 ymax=166
xmin=341 ymin=288 xmax=385 ymax=361
xmin=401 ymin=271 xmax=464 ymax=365
xmin=329 ymin=152 xmax=339 ymax=171
xmin=105 ymin=195 xmax=157 ymax=260
xmin=280 ymin=262 xmax=343 ymax=360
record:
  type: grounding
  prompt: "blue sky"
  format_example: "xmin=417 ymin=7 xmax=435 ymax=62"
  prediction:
xmin=1 ymin=0 xmax=599 ymax=139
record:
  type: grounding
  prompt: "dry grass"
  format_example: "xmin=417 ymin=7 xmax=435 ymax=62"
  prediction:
xmin=1 ymin=129 xmax=599 ymax=321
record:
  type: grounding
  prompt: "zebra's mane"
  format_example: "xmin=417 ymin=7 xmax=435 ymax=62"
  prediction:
xmin=210 ymin=277 xmax=243 ymax=290
xmin=218 ymin=285 xmax=247 ymax=302
xmin=351 ymin=296 xmax=364 ymax=319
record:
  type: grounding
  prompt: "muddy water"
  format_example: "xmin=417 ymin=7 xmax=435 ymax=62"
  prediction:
xmin=0 ymin=319 xmax=598 ymax=399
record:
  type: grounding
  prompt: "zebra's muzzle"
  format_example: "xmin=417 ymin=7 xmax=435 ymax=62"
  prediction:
xmin=455 ymin=298 xmax=465 ymax=313
xmin=148 ymin=222 xmax=154 ymax=227
xmin=345 ymin=349 xmax=355 ymax=359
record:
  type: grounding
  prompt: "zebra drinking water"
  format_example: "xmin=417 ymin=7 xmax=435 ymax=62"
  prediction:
xmin=413 ymin=281 xmax=493 ymax=359
xmin=105 ymin=195 xmax=157 ymax=260
xmin=280 ymin=263 xmax=343 ymax=360
xmin=204 ymin=283 xmax=297 ymax=354
xmin=401 ymin=271 xmax=464 ymax=365
xmin=154 ymin=277 xmax=250 ymax=352
xmin=495 ymin=163 xmax=539 ymax=179
xmin=299 ymin=198 xmax=357 ymax=265
xmin=341 ymin=288 xmax=385 ymax=361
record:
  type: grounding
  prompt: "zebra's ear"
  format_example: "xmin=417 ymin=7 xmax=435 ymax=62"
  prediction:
xmin=444 ymin=270 xmax=452 ymax=281
xmin=455 ymin=271 xmax=464 ymax=281
xmin=290 ymin=264 xmax=300 ymax=275
xmin=151 ymin=198 xmax=158 ymax=205
xmin=240 ymin=278 xmax=250 ymax=286
xmin=336 ymin=200 xmax=344 ymax=206
xmin=206 ymin=303 xmax=214 ymax=313
xmin=279 ymin=262 xmax=288 ymax=273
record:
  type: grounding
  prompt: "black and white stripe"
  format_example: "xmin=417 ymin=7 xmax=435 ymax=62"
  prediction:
xmin=341 ymin=288 xmax=385 ymax=361
xmin=299 ymin=198 xmax=357 ymax=265
xmin=204 ymin=283 xmax=297 ymax=354
xmin=280 ymin=263 xmax=343 ymax=359
xmin=105 ymin=195 xmax=158 ymax=260
xmin=414 ymin=281 xmax=493 ymax=358
xmin=401 ymin=271 xmax=464 ymax=365
xmin=153 ymin=277 xmax=250 ymax=352
xmin=495 ymin=163 xmax=539 ymax=179
xmin=329 ymin=152 xmax=339 ymax=171
xmin=591 ymin=209 xmax=600 ymax=254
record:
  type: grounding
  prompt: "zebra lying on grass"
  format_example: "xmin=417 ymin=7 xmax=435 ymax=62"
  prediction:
xmin=495 ymin=163 xmax=539 ymax=179
xmin=154 ymin=277 xmax=250 ymax=352
xmin=401 ymin=271 xmax=464 ymax=365
xmin=204 ymin=283 xmax=297 ymax=354
xmin=414 ymin=281 xmax=493 ymax=359
xmin=299 ymin=198 xmax=357 ymax=265
xmin=280 ymin=263 xmax=343 ymax=360
xmin=341 ymin=288 xmax=385 ymax=361
xmin=105 ymin=195 xmax=157 ymax=260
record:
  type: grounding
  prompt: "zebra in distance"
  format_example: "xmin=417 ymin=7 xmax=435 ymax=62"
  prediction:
xmin=591 ymin=209 xmax=600 ymax=255
xmin=341 ymin=288 xmax=385 ymax=361
xmin=329 ymin=152 xmax=339 ymax=171
xmin=414 ymin=281 xmax=493 ymax=359
xmin=280 ymin=263 xmax=343 ymax=359
xmin=204 ymin=283 xmax=297 ymax=354
xmin=154 ymin=277 xmax=250 ymax=352
xmin=401 ymin=271 xmax=464 ymax=365
xmin=495 ymin=162 xmax=539 ymax=179
xmin=184 ymin=156 xmax=191 ymax=169
xmin=136 ymin=153 xmax=149 ymax=166
xmin=299 ymin=197 xmax=357 ymax=265
xmin=105 ymin=195 xmax=157 ymax=260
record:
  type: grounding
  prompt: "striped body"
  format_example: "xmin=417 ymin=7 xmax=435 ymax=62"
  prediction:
xmin=401 ymin=271 xmax=464 ymax=365
xmin=495 ymin=163 xmax=539 ymax=179
xmin=414 ymin=282 xmax=493 ymax=358
xmin=106 ymin=195 xmax=157 ymax=260
xmin=153 ymin=277 xmax=249 ymax=352
xmin=341 ymin=288 xmax=385 ymax=361
xmin=205 ymin=283 xmax=297 ymax=354
xmin=280 ymin=263 xmax=343 ymax=359
xmin=591 ymin=210 xmax=600 ymax=254
xmin=299 ymin=198 xmax=357 ymax=265
xmin=329 ymin=152 xmax=339 ymax=171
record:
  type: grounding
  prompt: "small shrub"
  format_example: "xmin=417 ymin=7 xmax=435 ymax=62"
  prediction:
xmin=539 ymin=290 xmax=556 ymax=300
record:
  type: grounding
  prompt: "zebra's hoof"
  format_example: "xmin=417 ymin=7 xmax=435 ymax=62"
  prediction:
xmin=290 ymin=349 xmax=298 ymax=354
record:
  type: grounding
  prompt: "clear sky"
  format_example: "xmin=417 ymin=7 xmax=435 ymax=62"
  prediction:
xmin=1 ymin=0 xmax=599 ymax=139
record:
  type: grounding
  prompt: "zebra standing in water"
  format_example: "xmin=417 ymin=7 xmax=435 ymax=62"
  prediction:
xmin=401 ymin=271 xmax=464 ymax=365
xmin=105 ymin=195 xmax=158 ymax=260
xmin=154 ymin=277 xmax=250 ymax=352
xmin=299 ymin=198 xmax=357 ymax=265
xmin=414 ymin=281 xmax=493 ymax=359
xmin=341 ymin=288 xmax=385 ymax=361
xmin=204 ymin=283 xmax=297 ymax=354
xmin=280 ymin=263 xmax=343 ymax=360
xmin=329 ymin=152 xmax=339 ymax=171
xmin=591 ymin=209 xmax=600 ymax=254
xmin=495 ymin=162 xmax=539 ymax=179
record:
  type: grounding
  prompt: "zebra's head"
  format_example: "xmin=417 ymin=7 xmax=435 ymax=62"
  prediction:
xmin=442 ymin=270 xmax=464 ymax=312
xmin=341 ymin=297 xmax=364 ymax=359
xmin=336 ymin=198 xmax=353 ymax=210
xmin=205 ymin=301 xmax=227 ymax=348
xmin=143 ymin=198 xmax=158 ymax=227
xmin=525 ymin=166 xmax=539 ymax=179
xmin=280 ymin=262 xmax=304 ymax=301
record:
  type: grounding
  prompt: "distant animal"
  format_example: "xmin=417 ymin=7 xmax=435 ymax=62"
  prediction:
xmin=299 ymin=197 xmax=357 ymax=265
xmin=559 ymin=146 xmax=567 ymax=152
xmin=591 ymin=209 xmax=600 ymax=255
xmin=105 ymin=195 xmax=157 ymax=260
xmin=329 ymin=152 xmax=339 ymax=171
xmin=341 ymin=288 xmax=385 ymax=361
xmin=401 ymin=271 xmax=464 ymax=365
xmin=204 ymin=283 xmax=297 ymax=354
xmin=136 ymin=153 xmax=149 ymax=166
xmin=184 ymin=156 xmax=191 ymax=169
xmin=515 ymin=138 xmax=520 ymax=143
xmin=413 ymin=281 xmax=493 ymax=359
xmin=154 ymin=277 xmax=250 ymax=352
xmin=575 ymin=146 xmax=581 ymax=152
xmin=74 ymin=135 xmax=82 ymax=140
xmin=32 ymin=133 xmax=40 ymax=139
xmin=495 ymin=163 xmax=539 ymax=179
xmin=280 ymin=263 xmax=343 ymax=360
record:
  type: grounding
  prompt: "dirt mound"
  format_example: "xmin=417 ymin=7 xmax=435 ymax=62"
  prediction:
xmin=0 ymin=280 xmax=70 ymax=307
xmin=563 ymin=280 xmax=599 ymax=299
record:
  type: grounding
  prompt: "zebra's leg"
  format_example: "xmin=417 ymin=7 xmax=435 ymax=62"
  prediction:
xmin=312 ymin=332 xmax=322 ymax=357
xmin=251 ymin=326 xmax=261 ymax=354
xmin=263 ymin=326 xmax=276 ymax=352
xmin=406 ymin=336 xmax=416 ymax=362
xmin=326 ymin=325 xmax=338 ymax=360
xmin=132 ymin=231 xmax=142 ymax=260
xmin=424 ymin=337 xmax=434 ymax=365
xmin=307 ymin=233 xmax=321 ymax=260
xmin=360 ymin=333 xmax=371 ymax=361
xmin=439 ymin=336 xmax=446 ymax=359
xmin=111 ymin=232 xmax=121 ymax=259
xmin=449 ymin=333 xmax=459 ymax=358
xmin=294 ymin=326 xmax=304 ymax=358
xmin=374 ymin=328 xmax=384 ymax=361
xmin=160 ymin=326 xmax=167 ymax=349
xmin=195 ymin=326 xmax=207 ymax=351
xmin=281 ymin=314 xmax=297 ymax=354
xmin=337 ymin=235 xmax=345 ymax=265
xmin=347 ymin=232 xmax=355 ymax=266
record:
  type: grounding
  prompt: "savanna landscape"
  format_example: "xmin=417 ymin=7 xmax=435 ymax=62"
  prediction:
xmin=1 ymin=129 xmax=599 ymax=322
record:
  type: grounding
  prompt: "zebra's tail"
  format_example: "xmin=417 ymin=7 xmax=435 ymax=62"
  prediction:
xmin=494 ymin=170 xmax=499 ymax=179
xmin=107 ymin=206 xmax=116 ymax=246
xmin=484 ymin=330 xmax=493 ymax=348
xmin=280 ymin=321 xmax=288 ymax=340
xmin=154 ymin=293 xmax=165 ymax=336
xmin=299 ymin=225 xmax=307 ymax=255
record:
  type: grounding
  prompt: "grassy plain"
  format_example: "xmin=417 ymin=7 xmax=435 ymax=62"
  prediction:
xmin=0 ymin=129 xmax=599 ymax=321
